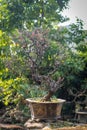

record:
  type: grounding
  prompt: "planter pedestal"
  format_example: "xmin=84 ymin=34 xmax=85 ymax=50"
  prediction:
xmin=26 ymin=98 xmax=65 ymax=120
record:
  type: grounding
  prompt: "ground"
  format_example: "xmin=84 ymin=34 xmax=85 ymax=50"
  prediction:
xmin=0 ymin=107 xmax=87 ymax=130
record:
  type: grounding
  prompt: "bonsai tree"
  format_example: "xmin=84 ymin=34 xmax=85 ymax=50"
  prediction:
xmin=6 ymin=28 xmax=73 ymax=102
xmin=5 ymin=26 xmax=85 ymax=103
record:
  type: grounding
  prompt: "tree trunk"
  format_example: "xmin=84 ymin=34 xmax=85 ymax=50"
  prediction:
xmin=41 ymin=90 xmax=54 ymax=101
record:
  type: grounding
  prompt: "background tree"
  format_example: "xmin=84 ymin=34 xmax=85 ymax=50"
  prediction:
xmin=0 ymin=0 xmax=70 ymax=31
xmin=54 ymin=20 xmax=87 ymax=104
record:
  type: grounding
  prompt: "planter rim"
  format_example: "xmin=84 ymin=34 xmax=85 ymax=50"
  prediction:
xmin=26 ymin=98 xmax=66 ymax=104
xmin=76 ymin=111 xmax=87 ymax=114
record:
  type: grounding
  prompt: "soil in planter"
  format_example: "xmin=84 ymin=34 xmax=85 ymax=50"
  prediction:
xmin=27 ymin=97 xmax=65 ymax=103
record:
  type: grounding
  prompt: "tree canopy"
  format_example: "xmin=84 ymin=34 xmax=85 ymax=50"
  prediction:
xmin=0 ymin=0 xmax=70 ymax=31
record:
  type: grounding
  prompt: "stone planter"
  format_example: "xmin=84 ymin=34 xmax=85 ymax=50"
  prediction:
xmin=76 ymin=111 xmax=87 ymax=123
xmin=26 ymin=98 xmax=66 ymax=120
xmin=75 ymin=104 xmax=87 ymax=123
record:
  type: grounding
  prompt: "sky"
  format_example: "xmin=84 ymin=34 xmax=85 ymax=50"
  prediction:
xmin=60 ymin=0 xmax=87 ymax=29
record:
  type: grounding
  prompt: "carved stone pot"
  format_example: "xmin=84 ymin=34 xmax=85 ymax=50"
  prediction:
xmin=26 ymin=98 xmax=66 ymax=120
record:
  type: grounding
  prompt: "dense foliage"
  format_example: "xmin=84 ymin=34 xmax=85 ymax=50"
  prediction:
xmin=0 ymin=0 xmax=69 ymax=31
xmin=0 ymin=0 xmax=87 ymax=111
